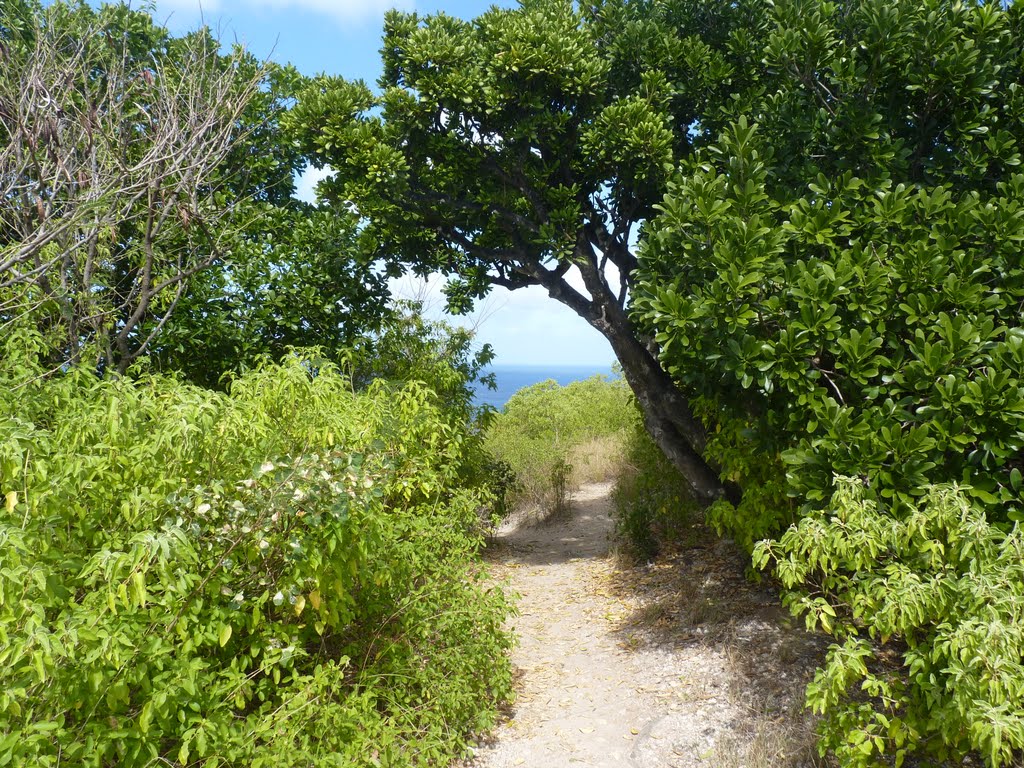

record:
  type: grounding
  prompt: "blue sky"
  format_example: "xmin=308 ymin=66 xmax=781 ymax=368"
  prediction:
xmin=147 ymin=0 xmax=617 ymax=366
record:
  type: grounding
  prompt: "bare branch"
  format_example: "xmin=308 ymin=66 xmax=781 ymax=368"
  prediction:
xmin=0 ymin=7 xmax=268 ymax=372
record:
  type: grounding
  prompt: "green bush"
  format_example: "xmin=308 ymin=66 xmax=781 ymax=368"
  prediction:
xmin=350 ymin=300 xmax=495 ymax=424
xmin=640 ymin=118 xmax=1024 ymax=541
xmin=484 ymin=374 xmax=633 ymax=512
xmin=633 ymin=1 xmax=1024 ymax=764
xmin=755 ymin=480 xmax=1024 ymax=767
xmin=612 ymin=420 xmax=697 ymax=561
xmin=0 ymin=342 xmax=512 ymax=767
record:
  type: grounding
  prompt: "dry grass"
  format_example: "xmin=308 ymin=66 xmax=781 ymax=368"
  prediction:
xmin=504 ymin=431 xmax=630 ymax=518
xmin=714 ymin=713 xmax=827 ymax=768
xmin=566 ymin=431 xmax=629 ymax=486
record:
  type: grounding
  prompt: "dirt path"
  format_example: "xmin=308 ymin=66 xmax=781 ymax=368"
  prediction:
xmin=464 ymin=482 xmax=829 ymax=768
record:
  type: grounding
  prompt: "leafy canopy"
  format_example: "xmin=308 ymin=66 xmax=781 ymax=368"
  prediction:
xmin=286 ymin=0 xmax=758 ymax=501
xmin=635 ymin=0 xmax=1024 ymax=764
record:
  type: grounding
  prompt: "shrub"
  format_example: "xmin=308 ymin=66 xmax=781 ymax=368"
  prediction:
xmin=637 ymin=125 xmax=1024 ymax=767
xmin=612 ymin=420 xmax=698 ymax=561
xmin=0 ymin=347 xmax=512 ymax=767
xmin=633 ymin=2 xmax=1024 ymax=763
xmin=754 ymin=480 xmax=1024 ymax=768
xmin=640 ymin=117 xmax=1024 ymax=537
xmin=484 ymin=374 xmax=633 ymax=512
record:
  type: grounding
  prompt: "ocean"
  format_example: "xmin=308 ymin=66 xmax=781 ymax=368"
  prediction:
xmin=474 ymin=363 xmax=617 ymax=410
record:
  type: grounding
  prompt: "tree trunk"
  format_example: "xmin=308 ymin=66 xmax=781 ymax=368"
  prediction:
xmin=536 ymin=263 xmax=733 ymax=506
xmin=595 ymin=299 xmax=734 ymax=505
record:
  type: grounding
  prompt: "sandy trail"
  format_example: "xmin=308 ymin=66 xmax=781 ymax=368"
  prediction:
xmin=463 ymin=482 xmax=827 ymax=768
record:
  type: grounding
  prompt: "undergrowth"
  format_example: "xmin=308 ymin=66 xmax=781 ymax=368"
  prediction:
xmin=612 ymin=420 xmax=698 ymax=561
xmin=755 ymin=480 xmax=1024 ymax=767
xmin=0 ymin=333 xmax=513 ymax=767
xmin=484 ymin=374 xmax=633 ymax=514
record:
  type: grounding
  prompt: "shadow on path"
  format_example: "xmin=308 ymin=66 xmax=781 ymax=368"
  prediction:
xmin=465 ymin=482 xmax=829 ymax=768
xmin=484 ymin=482 xmax=615 ymax=567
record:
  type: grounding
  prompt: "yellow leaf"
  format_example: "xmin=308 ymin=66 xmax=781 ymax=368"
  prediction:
xmin=294 ymin=594 xmax=306 ymax=616
xmin=308 ymin=590 xmax=322 ymax=611
xmin=4 ymin=491 xmax=16 ymax=513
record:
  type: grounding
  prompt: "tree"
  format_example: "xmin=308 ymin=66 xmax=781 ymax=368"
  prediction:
xmin=0 ymin=1 xmax=268 ymax=374
xmin=142 ymin=58 xmax=395 ymax=388
xmin=287 ymin=0 xmax=757 ymax=503
xmin=635 ymin=0 xmax=1024 ymax=538
xmin=1 ymin=1 xmax=393 ymax=385
xmin=148 ymin=206 xmax=393 ymax=388
xmin=631 ymin=2 xmax=1024 ymax=763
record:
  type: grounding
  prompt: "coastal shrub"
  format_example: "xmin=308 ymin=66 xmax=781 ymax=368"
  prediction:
xmin=633 ymin=1 xmax=1024 ymax=763
xmin=639 ymin=117 xmax=1024 ymax=768
xmin=350 ymin=300 xmax=495 ymax=423
xmin=0 ymin=342 xmax=512 ymax=767
xmin=755 ymin=480 xmax=1024 ymax=767
xmin=639 ymin=118 xmax=1024 ymax=541
xmin=484 ymin=374 xmax=633 ymax=512
xmin=612 ymin=421 xmax=697 ymax=561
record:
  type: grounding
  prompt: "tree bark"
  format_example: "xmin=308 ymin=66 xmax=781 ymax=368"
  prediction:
xmin=525 ymin=250 xmax=733 ymax=506
xmin=597 ymin=307 xmax=731 ymax=505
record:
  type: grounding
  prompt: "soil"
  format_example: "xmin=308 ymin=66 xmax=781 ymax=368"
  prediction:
xmin=462 ymin=482 xmax=831 ymax=768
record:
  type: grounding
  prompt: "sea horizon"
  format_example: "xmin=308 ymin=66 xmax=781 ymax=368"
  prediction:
xmin=474 ymin=362 xmax=618 ymax=410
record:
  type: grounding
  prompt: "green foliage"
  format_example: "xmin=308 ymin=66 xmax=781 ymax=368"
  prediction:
xmin=754 ymin=480 xmax=1024 ymax=767
xmin=485 ymin=375 xmax=633 ymax=511
xmin=700 ymin=407 xmax=795 ymax=553
xmin=612 ymin=419 xmax=697 ymax=561
xmin=149 ymin=174 xmax=392 ymax=391
xmin=0 ymin=346 xmax=512 ymax=767
xmin=286 ymin=0 xmax=750 ymax=282
xmin=0 ymin=1 xmax=391 ymax=384
xmin=634 ymin=1 xmax=1024 ymax=764
xmin=284 ymin=0 xmax=752 ymax=507
xmin=147 ymin=60 xmax=393 ymax=388
xmin=350 ymin=301 xmax=495 ymax=424
xmin=548 ymin=457 xmax=573 ymax=518
xmin=640 ymin=115 xmax=1024 ymax=532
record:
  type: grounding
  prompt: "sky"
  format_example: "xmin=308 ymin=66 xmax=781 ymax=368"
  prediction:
xmin=145 ymin=0 xmax=617 ymax=366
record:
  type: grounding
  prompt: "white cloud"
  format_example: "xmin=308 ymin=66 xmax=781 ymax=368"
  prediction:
xmin=389 ymin=273 xmax=615 ymax=367
xmin=153 ymin=0 xmax=408 ymax=28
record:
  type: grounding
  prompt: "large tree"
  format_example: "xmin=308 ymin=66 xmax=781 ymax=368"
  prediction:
xmin=287 ymin=0 xmax=757 ymax=502
xmin=0 ymin=1 xmax=392 ymax=384
xmin=632 ymin=2 xmax=1024 ymax=764
xmin=635 ymin=0 xmax=1024 ymax=538
xmin=0 ymin=0 xmax=265 ymax=374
